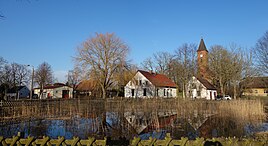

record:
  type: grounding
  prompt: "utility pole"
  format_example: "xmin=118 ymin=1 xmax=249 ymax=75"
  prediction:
xmin=27 ymin=65 xmax=34 ymax=100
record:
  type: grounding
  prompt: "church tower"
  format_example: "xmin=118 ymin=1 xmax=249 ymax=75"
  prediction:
xmin=197 ymin=39 xmax=210 ymax=80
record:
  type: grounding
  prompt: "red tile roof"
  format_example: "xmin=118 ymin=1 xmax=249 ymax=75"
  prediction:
xmin=138 ymin=70 xmax=177 ymax=88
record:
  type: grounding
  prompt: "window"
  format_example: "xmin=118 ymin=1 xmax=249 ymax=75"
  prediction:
xmin=139 ymin=80 xmax=142 ymax=85
xmin=167 ymin=89 xmax=169 ymax=97
xmin=156 ymin=89 xmax=159 ymax=97
xmin=170 ymin=89 xmax=172 ymax=96
xmin=131 ymin=89 xmax=135 ymax=97
xmin=145 ymin=81 xmax=148 ymax=86
xmin=143 ymin=88 xmax=146 ymax=96
xmin=264 ymin=89 xmax=268 ymax=93
xmin=255 ymin=90 xmax=258 ymax=93
xmin=164 ymin=89 xmax=166 ymax=96
xmin=130 ymin=81 xmax=132 ymax=86
xmin=197 ymin=91 xmax=201 ymax=96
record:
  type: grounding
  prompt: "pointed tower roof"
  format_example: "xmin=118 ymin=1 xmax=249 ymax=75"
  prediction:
xmin=197 ymin=38 xmax=208 ymax=52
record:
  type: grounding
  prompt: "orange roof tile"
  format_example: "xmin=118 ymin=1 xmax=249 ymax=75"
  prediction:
xmin=138 ymin=70 xmax=177 ymax=88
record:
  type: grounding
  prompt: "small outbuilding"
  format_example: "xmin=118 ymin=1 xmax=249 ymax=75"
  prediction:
xmin=34 ymin=83 xmax=73 ymax=99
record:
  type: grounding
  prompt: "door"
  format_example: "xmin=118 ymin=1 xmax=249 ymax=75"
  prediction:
xmin=131 ymin=89 xmax=135 ymax=97
xmin=62 ymin=90 xmax=69 ymax=99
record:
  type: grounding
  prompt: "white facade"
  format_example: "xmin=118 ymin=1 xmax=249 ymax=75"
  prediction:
xmin=34 ymin=86 xmax=73 ymax=99
xmin=124 ymin=71 xmax=177 ymax=98
xmin=187 ymin=76 xmax=217 ymax=100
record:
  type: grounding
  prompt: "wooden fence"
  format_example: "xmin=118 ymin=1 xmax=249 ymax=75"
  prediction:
xmin=0 ymin=133 xmax=267 ymax=146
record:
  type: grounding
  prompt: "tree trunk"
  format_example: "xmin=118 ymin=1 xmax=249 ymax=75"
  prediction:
xmin=101 ymin=86 xmax=106 ymax=99
xmin=219 ymin=78 xmax=224 ymax=95
xmin=233 ymin=80 xmax=237 ymax=99
xmin=182 ymin=82 xmax=185 ymax=99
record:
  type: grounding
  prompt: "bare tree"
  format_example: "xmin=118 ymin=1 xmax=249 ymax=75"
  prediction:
xmin=208 ymin=45 xmax=254 ymax=98
xmin=141 ymin=57 xmax=155 ymax=72
xmin=10 ymin=63 xmax=30 ymax=86
xmin=113 ymin=62 xmax=137 ymax=96
xmin=35 ymin=62 xmax=53 ymax=98
xmin=209 ymin=45 xmax=233 ymax=95
xmin=0 ymin=64 xmax=12 ymax=100
xmin=141 ymin=51 xmax=174 ymax=75
xmin=254 ymin=31 xmax=268 ymax=74
xmin=0 ymin=57 xmax=7 ymax=84
xmin=228 ymin=44 xmax=245 ymax=99
xmin=66 ymin=67 xmax=81 ymax=98
xmin=76 ymin=33 xmax=129 ymax=99
xmin=175 ymin=43 xmax=197 ymax=98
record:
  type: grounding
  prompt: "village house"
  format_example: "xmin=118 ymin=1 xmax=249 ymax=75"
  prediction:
xmin=187 ymin=76 xmax=217 ymax=100
xmin=34 ymin=83 xmax=73 ymax=99
xmin=242 ymin=77 xmax=268 ymax=97
xmin=187 ymin=39 xmax=217 ymax=100
xmin=6 ymin=86 xmax=30 ymax=100
xmin=124 ymin=70 xmax=177 ymax=98
xmin=75 ymin=79 xmax=99 ymax=98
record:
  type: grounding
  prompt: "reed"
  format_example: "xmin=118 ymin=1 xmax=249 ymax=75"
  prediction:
xmin=0 ymin=98 xmax=266 ymax=138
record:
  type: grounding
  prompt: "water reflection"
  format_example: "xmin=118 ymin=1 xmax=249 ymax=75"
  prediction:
xmin=0 ymin=112 xmax=267 ymax=140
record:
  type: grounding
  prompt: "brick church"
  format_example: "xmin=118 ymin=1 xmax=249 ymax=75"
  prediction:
xmin=197 ymin=38 xmax=214 ymax=82
xmin=187 ymin=39 xmax=217 ymax=100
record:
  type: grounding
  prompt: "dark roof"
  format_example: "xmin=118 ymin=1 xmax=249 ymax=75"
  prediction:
xmin=197 ymin=38 xmax=208 ymax=52
xmin=138 ymin=70 xmax=177 ymax=88
xmin=242 ymin=77 xmax=268 ymax=88
xmin=34 ymin=83 xmax=68 ymax=89
xmin=197 ymin=77 xmax=216 ymax=90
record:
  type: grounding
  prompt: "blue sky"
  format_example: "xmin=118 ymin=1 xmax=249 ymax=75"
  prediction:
xmin=0 ymin=0 xmax=268 ymax=82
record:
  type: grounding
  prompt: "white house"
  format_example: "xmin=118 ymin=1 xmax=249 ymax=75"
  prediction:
xmin=124 ymin=70 xmax=177 ymax=98
xmin=187 ymin=76 xmax=217 ymax=100
xmin=6 ymin=86 xmax=30 ymax=100
xmin=34 ymin=83 xmax=73 ymax=99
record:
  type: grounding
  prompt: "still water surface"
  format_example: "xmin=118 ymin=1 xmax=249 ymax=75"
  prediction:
xmin=0 ymin=112 xmax=267 ymax=139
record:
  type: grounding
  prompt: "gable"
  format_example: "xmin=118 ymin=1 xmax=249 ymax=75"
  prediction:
xmin=125 ymin=71 xmax=154 ymax=87
xmin=197 ymin=77 xmax=216 ymax=90
xmin=191 ymin=76 xmax=216 ymax=90
xmin=138 ymin=70 xmax=177 ymax=88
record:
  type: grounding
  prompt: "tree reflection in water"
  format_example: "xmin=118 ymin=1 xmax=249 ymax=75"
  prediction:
xmin=0 ymin=99 xmax=266 ymax=139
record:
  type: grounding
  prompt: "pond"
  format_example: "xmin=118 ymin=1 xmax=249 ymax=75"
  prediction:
xmin=0 ymin=112 xmax=267 ymax=140
xmin=0 ymin=99 xmax=267 ymax=139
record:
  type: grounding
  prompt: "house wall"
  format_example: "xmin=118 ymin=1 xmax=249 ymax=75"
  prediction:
xmin=125 ymin=72 xmax=155 ymax=98
xmin=187 ymin=76 xmax=216 ymax=100
xmin=53 ymin=86 xmax=73 ymax=99
xmin=243 ymin=88 xmax=268 ymax=96
xmin=34 ymin=86 xmax=73 ymax=99
xmin=18 ymin=87 xmax=30 ymax=98
xmin=124 ymin=72 xmax=177 ymax=98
